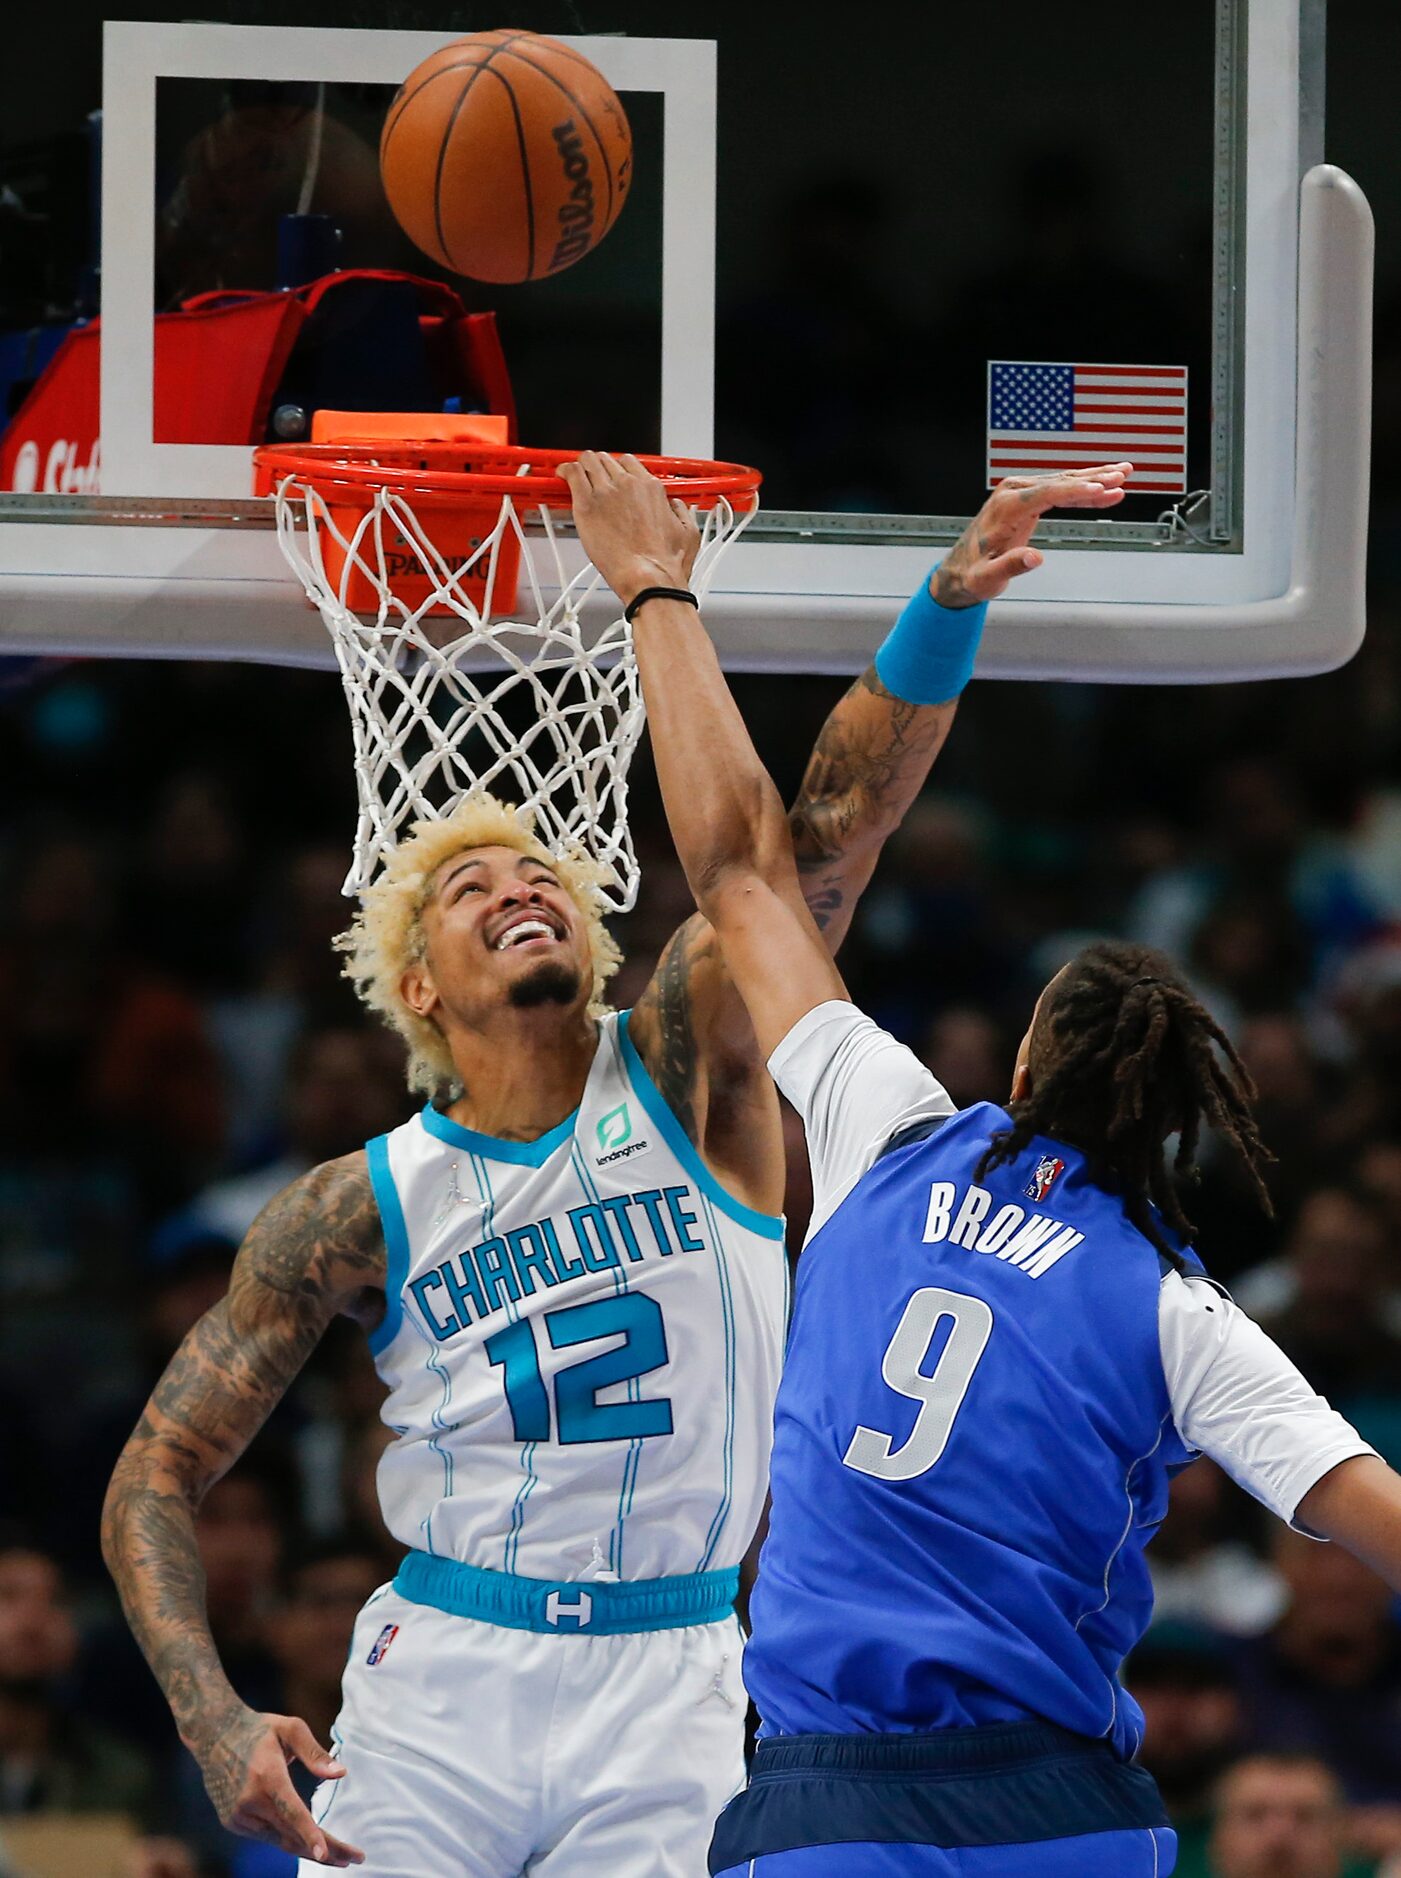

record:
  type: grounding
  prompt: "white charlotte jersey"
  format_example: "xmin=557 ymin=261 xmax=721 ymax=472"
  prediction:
xmin=365 ymin=1011 xmax=789 ymax=1583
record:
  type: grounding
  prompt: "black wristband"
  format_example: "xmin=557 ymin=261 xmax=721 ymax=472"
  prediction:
xmin=623 ymin=586 xmax=699 ymax=624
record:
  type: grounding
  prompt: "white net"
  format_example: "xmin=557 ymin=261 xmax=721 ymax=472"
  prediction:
xmin=269 ymin=474 xmax=756 ymax=909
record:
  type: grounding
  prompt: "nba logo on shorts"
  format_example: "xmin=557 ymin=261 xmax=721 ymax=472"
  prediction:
xmin=366 ymin=1623 xmax=399 ymax=1666
xmin=1025 ymin=1156 xmax=1065 ymax=1203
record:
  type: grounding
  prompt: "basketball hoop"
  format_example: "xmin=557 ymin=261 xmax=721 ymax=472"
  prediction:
xmin=252 ymin=437 xmax=761 ymax=911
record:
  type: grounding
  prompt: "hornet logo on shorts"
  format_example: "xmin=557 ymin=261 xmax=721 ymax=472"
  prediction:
xmin=366 ymin=1623 xmax=399 ymax=1666
xmin=1025 ymin=1156 xmax=1066 ymax=1203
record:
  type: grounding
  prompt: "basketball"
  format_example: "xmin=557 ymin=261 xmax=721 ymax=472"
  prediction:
xmin=379 ymin=29 xmax=633 ymax=285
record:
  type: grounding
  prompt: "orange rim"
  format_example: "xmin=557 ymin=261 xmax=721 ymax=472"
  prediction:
xmin=255 ymin=441 xmax=762 ymax=512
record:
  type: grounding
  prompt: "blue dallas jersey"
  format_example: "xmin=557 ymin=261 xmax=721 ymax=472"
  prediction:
xmin=745 ymin=1099 xmax=1202 ymax=1762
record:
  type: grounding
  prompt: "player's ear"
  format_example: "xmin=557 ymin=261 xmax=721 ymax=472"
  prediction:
xmin=1009 ymin=1059 xmax=1033 ymax=1105
xmin=401 ymin=961 xmax=440 ymax=1022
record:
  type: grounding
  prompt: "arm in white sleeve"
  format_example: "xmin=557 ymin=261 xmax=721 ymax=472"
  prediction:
xmin=1159 ymin=1271 xmax=1376 ymax=1533
xmin=769 ymin=1000 xmax=956 ymax=1237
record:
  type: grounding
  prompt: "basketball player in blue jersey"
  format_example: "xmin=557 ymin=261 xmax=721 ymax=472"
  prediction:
xmin=100 ymin=456 xmax=1126 ymax=1875
xmin=562 ymin=453 xmax=1401 ymax=1878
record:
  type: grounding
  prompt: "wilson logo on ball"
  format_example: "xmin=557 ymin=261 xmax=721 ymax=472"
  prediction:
xmin=379 ymin=29 xmax=633 ymax=284
xmin=550 ymin=120 xmax=596 ymax=272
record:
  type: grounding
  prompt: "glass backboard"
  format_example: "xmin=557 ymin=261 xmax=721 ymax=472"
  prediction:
xmin=0 ymin=1 xmax=1375 ymax=679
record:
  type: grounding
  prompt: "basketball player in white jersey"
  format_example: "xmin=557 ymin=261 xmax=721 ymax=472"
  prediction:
xmin=101 ymin=461 xmax=1127 ymax=1875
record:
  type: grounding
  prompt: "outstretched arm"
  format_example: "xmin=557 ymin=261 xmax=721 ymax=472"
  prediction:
xmin=563 ymin=454 xmax=1130 ymax=1064
xmin=101 ymin=1154 xmax=384 ymax=1869
xmin=721 ymin=465 xmax=1135 ymax=951
xmin=786 ymin=667 xmax=956 ymax=947
xmin=562 ymin=453 xmax=838 ymax=1063
xmin=780 ymin=469 xmax=1105 ymax=946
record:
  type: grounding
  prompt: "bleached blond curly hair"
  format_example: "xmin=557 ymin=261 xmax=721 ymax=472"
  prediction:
xmin=336 ymin=795 xmax=622 ymax=1100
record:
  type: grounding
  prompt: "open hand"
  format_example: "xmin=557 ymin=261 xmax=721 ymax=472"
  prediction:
xmin=933 ymin=463 xmax=1133 ymax=607
xmin=198 ymin=1708 xmax=364 ymax=1867
xmin=561 ymin=452 xmax=702 ymax=606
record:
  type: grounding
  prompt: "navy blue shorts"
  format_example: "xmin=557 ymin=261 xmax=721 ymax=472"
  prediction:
xmin=708 ymin=1721 xmax=1176 ymax=1877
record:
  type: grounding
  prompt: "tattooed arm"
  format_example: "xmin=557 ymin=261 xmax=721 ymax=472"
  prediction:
xmin=101 ymin=1153 xmax=385 ymax=1869
xmin=787 ymin=462 xmax=1131 ymax=945
xmin=785 ymin=665 xmax=955 ymax=951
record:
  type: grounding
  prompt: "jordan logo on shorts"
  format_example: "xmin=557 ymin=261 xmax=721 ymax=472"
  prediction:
xmin=545 ymin=1590 xmax=593 ymax=1629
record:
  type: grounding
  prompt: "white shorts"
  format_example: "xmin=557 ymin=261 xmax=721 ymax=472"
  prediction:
xmin=298 ymin=1583 xmax=748 ymax=1877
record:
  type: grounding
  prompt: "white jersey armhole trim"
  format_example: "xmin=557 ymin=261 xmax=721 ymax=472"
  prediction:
xmin=366 ymin=1133 xmax=411 ymax=1358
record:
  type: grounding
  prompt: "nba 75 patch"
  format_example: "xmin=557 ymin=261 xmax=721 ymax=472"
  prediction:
xmin=1025 ymin=1156 xmax=1066 ymax=1203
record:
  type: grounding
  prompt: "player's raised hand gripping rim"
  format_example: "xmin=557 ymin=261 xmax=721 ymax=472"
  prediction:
xmin=198 ymin=1708 xmax=363 ymax=1867
xmin=560 ymin=451 xmax=701 ymax=606
xmin=932 ymin=462 xmax=1133 ymax=607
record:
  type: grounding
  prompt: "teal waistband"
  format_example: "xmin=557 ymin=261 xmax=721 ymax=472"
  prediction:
xmin=394 ymin=1550 xmax=740 ymax=1635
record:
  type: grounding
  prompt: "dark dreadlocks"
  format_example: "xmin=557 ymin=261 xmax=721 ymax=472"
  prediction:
xmin=977 ymin=941 xmax=1273 ymax=1269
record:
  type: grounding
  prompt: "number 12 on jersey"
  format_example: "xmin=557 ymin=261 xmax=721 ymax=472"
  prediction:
xmin=486 ymin=1294 xmax=674 ymax=1445
xmin=843 ymin=1287 xmax=993 ymax=1482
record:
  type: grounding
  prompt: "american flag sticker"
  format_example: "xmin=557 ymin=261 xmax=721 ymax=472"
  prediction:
xmin=987 ymin=361 xmax=1188 ymax=494
xmin=366 ymin=1622 xmax=399 ymax=1666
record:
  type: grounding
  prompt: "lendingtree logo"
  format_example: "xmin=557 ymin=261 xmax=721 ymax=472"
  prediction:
xmin=596 ymin=1103 xmax=632 ymax=1151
